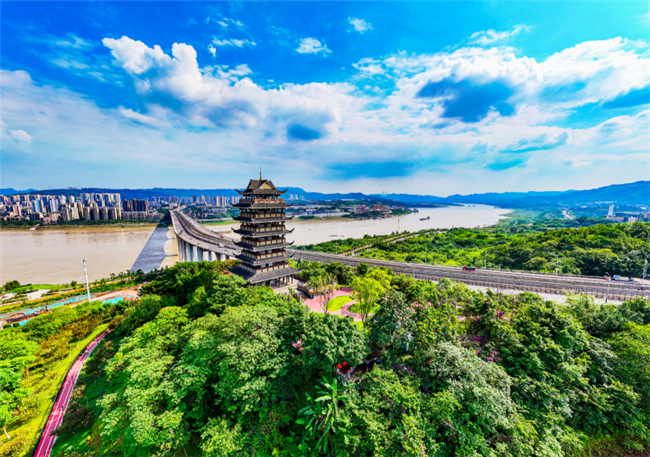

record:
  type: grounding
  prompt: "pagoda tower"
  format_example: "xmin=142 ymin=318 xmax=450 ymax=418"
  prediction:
xmin=231 ymin=174 xmax=299 ymax=286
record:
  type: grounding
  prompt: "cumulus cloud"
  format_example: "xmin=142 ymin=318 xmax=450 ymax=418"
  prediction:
xmin=296 ymin=37 xmax=331 ymax=55
xmin=4 ymin=30 xmax=648 ymax=193
xmin=9 ymin=129 xmax=32 ymax=143
xmin=348 ymin=17 xmax=372 ymax=34
xmin=468 ymin=25 xmax=530 ymax=46
xmin=103 ymin=36 xmax=351 ymax=138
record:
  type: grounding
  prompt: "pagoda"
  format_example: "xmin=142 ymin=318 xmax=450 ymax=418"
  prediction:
xmin=231 ymin=173 xmax=300 ymax=286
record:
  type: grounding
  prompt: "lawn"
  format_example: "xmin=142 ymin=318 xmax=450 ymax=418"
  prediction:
xmin=349 ymin=302 xmax=380 ymax=314
xmin=327 ymin=295 xmax=352 ymax=312
xmin=0 ymin=324 xmax=108 ymax=456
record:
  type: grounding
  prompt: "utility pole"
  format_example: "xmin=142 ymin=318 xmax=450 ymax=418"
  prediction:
xmin=83 ymin=254 xmax=91 ymax=303
xmin=555 ymin=255 xmax=559 ymax=276
xmin=605 ymin=272 xmax=611 ymax=304
xmin=425 ymin=248 xmax=427 ymax=265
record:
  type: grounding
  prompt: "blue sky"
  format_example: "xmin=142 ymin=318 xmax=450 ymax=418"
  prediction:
xmin=2 ymin=1 xmax=648 ymax=195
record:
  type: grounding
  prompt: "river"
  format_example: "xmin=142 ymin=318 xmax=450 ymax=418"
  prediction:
xmin=1 ymin=205 xmax=509 ymax=284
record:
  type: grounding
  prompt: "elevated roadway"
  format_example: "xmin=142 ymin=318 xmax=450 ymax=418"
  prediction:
xmin=168 ymin=210 xmax=649 ymax=301
xmin=170 ymin=209 xmax=240 ymax=262
xmin=289 ymin=250 xmax=650 ymax=302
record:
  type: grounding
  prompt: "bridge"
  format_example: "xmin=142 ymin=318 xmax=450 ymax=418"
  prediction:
xmin=170 ymin=209 xmax=650 ymax=301
xmin=170 ymin=209 xmax=240 ymax=262
xmin=289 ymin=250 xmax=650 ymax=302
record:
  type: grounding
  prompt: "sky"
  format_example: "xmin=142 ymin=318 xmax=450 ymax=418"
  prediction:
xmin=1 ymin=1 xmax=649 ymax=195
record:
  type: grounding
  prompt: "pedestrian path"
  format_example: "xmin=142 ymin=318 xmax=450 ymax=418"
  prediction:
xmin=33 ymin=331 xmax=108 ymax=457
xmin=304 ymin=288 xmax=364 ymax=321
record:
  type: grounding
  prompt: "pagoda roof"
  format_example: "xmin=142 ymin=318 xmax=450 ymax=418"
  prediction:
xmin=233 ymin=201 xmax=294 ymax=209
xmin=235 ymin=253 xmax=291 ymax=266
xmin=235 ymin=240 xmax=294 ymax=252
xmin=230 ymin=265 xmax=301 ymax=284
xmin=233 ymin=227 xmax=294 ymax=237
xmin=236 ymin=179 xmax=288 ymax=196
xmin=233 ymin=215 xmax=294 ymax=223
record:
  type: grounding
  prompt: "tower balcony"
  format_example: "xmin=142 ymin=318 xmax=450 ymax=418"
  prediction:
xmin=235 ymin=239 xmax=294 ymax=252
xmin=233 ymin=214 xmax=293 ymax=223
xmin=233 ymin=226 xmax=294 ymax=237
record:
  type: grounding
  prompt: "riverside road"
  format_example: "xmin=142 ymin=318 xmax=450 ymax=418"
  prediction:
xmin=289 ymin=250 xmax=650 ymax=301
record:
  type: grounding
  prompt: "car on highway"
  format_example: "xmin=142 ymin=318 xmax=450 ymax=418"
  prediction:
xmin=462 ymin=266 xmax=476 ymax=271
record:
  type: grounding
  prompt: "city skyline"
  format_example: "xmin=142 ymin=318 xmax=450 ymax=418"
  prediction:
xmin=2 ymin=1 xmax=649 ymax=194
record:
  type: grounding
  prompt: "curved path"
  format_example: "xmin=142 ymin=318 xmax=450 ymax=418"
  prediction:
xmin=33 ymin=331 xmax=108 ymax=457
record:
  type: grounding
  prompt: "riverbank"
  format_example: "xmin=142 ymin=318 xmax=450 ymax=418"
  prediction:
xmin=0 ymin=221 xmax=162 ymax=230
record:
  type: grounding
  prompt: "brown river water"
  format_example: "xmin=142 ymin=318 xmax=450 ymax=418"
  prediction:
xmin=1 ymin=205 xmax=509 ymax=285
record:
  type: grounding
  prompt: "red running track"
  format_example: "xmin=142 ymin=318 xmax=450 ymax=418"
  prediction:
xmin=33 ymin=331 xmax=108 ymax=457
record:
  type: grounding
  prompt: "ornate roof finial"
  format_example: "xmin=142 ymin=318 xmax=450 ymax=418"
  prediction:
xmin=260 ymin=166 xmax=262 ymax=180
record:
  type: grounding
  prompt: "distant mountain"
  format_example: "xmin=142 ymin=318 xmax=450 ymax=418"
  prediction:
xmin=442 ymin=190 xmax=568 ymax=205
xmin=5 ymin=181 xmax=648 ymax=208
xmin=487 ymin=181 xmax=650 ymax=208
xmin=0 ymin=188 xmax=38 ymax=195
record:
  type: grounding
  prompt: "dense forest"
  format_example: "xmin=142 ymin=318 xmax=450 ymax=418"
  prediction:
xmin=302 ymin=222 xmax=650 ymax=277
xmin=0 ymin=300 xmax=111 ymax=456
xmin=8 ymin=260 xmax=643 ymax=457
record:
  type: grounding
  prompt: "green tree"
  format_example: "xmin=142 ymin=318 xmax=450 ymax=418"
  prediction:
xmin=302 ymin=314 xmax=368 ymax=376
xmin=351 ymin=276 xmax=385 ymax=323
xmin=297 ymin=377 xmax=349 ymax=454
xmin=308 ymin=273 xmax=338 ymax=314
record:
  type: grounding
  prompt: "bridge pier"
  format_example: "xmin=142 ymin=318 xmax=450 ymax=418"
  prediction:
xmin=177 ymin=238 xmax=184 ymax=262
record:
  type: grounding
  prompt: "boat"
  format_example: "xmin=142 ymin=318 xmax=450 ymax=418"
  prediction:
xmin=420 ymin=216 xmax=430 ymax=221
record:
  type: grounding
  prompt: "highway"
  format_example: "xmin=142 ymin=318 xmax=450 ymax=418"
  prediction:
xmin=170 ymin=210 xmax=239 ymax=259
xmin=33 ymin=331 xmax=108 ymax=457
xmin=289 ymin=250 xmax=650 ymax=301
xmin=170 ymin=208 xmax=649 ymax=301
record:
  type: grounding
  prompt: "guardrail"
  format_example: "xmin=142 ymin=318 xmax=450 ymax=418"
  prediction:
xmin=290 ymin=250 xmax=650 ymax=300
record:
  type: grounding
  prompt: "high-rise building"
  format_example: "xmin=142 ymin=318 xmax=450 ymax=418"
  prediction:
xmin=231 ymin=176 xmax=299 ymax=286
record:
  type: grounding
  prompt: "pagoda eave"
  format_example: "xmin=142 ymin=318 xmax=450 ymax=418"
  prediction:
xmin=230 ymin=265 xmax=301 ymax=284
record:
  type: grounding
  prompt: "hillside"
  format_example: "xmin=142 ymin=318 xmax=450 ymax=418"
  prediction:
xmin=5 ymin=181 xmax=648 ymax=208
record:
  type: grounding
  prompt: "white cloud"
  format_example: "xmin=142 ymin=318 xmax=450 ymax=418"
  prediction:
xmin=9 ymin=129 xmax=32 ymax=143
xmin=348 ymin=17 xmax=372 ymax=34
xmin=102 ymin=36 xmax=169 ymax=74
xmin=207 ymin=44 xmax=216 ymax=57
xmin=52 ymin=33 xmax=93 ymax=50
xmin=212 ymin=38 xmax=256 ymax=48
xmin=118 ymin=107 xmax=171 ymax=128
xmin=4 ymin=32 xmax=647 ymax=193
xmin=296 ymin=38 xmax=331 ymax=55
xmin=353 ymin=58 xmax=385 ymax=75
xmin=468 ymin=25 xmax=530 ymax=46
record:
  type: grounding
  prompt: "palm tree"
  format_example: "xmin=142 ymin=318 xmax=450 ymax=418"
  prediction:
xmin=297 ymin=377 xmax=348 ymax=454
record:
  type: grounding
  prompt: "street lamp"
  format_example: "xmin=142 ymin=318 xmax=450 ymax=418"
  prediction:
xmin=555 ymin=255 xmax=559 ymax=276
xmin=605 ymin=272 xmax=611 ymax=303
xmin=83 ymin=254 xmax=91 ymax=303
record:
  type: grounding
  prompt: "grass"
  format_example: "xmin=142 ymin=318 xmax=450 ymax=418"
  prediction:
xmin=348 ymin=302 xmax=380 ymax=314
xmin=327 ymin=295 xmax=352 ymax=312
xmin=332 ymin=313 xmax=365 ymax=331
xmin=0 ymin=323 xmax=108 ymax=456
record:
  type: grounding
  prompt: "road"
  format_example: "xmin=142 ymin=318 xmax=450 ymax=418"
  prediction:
xmin=170 ymin=210 xmax=239 ymax=258
xmin=33 ymin=331 xmax=108 ymax=457
xmin=289 ymin=250 xmax=650 ymax=301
